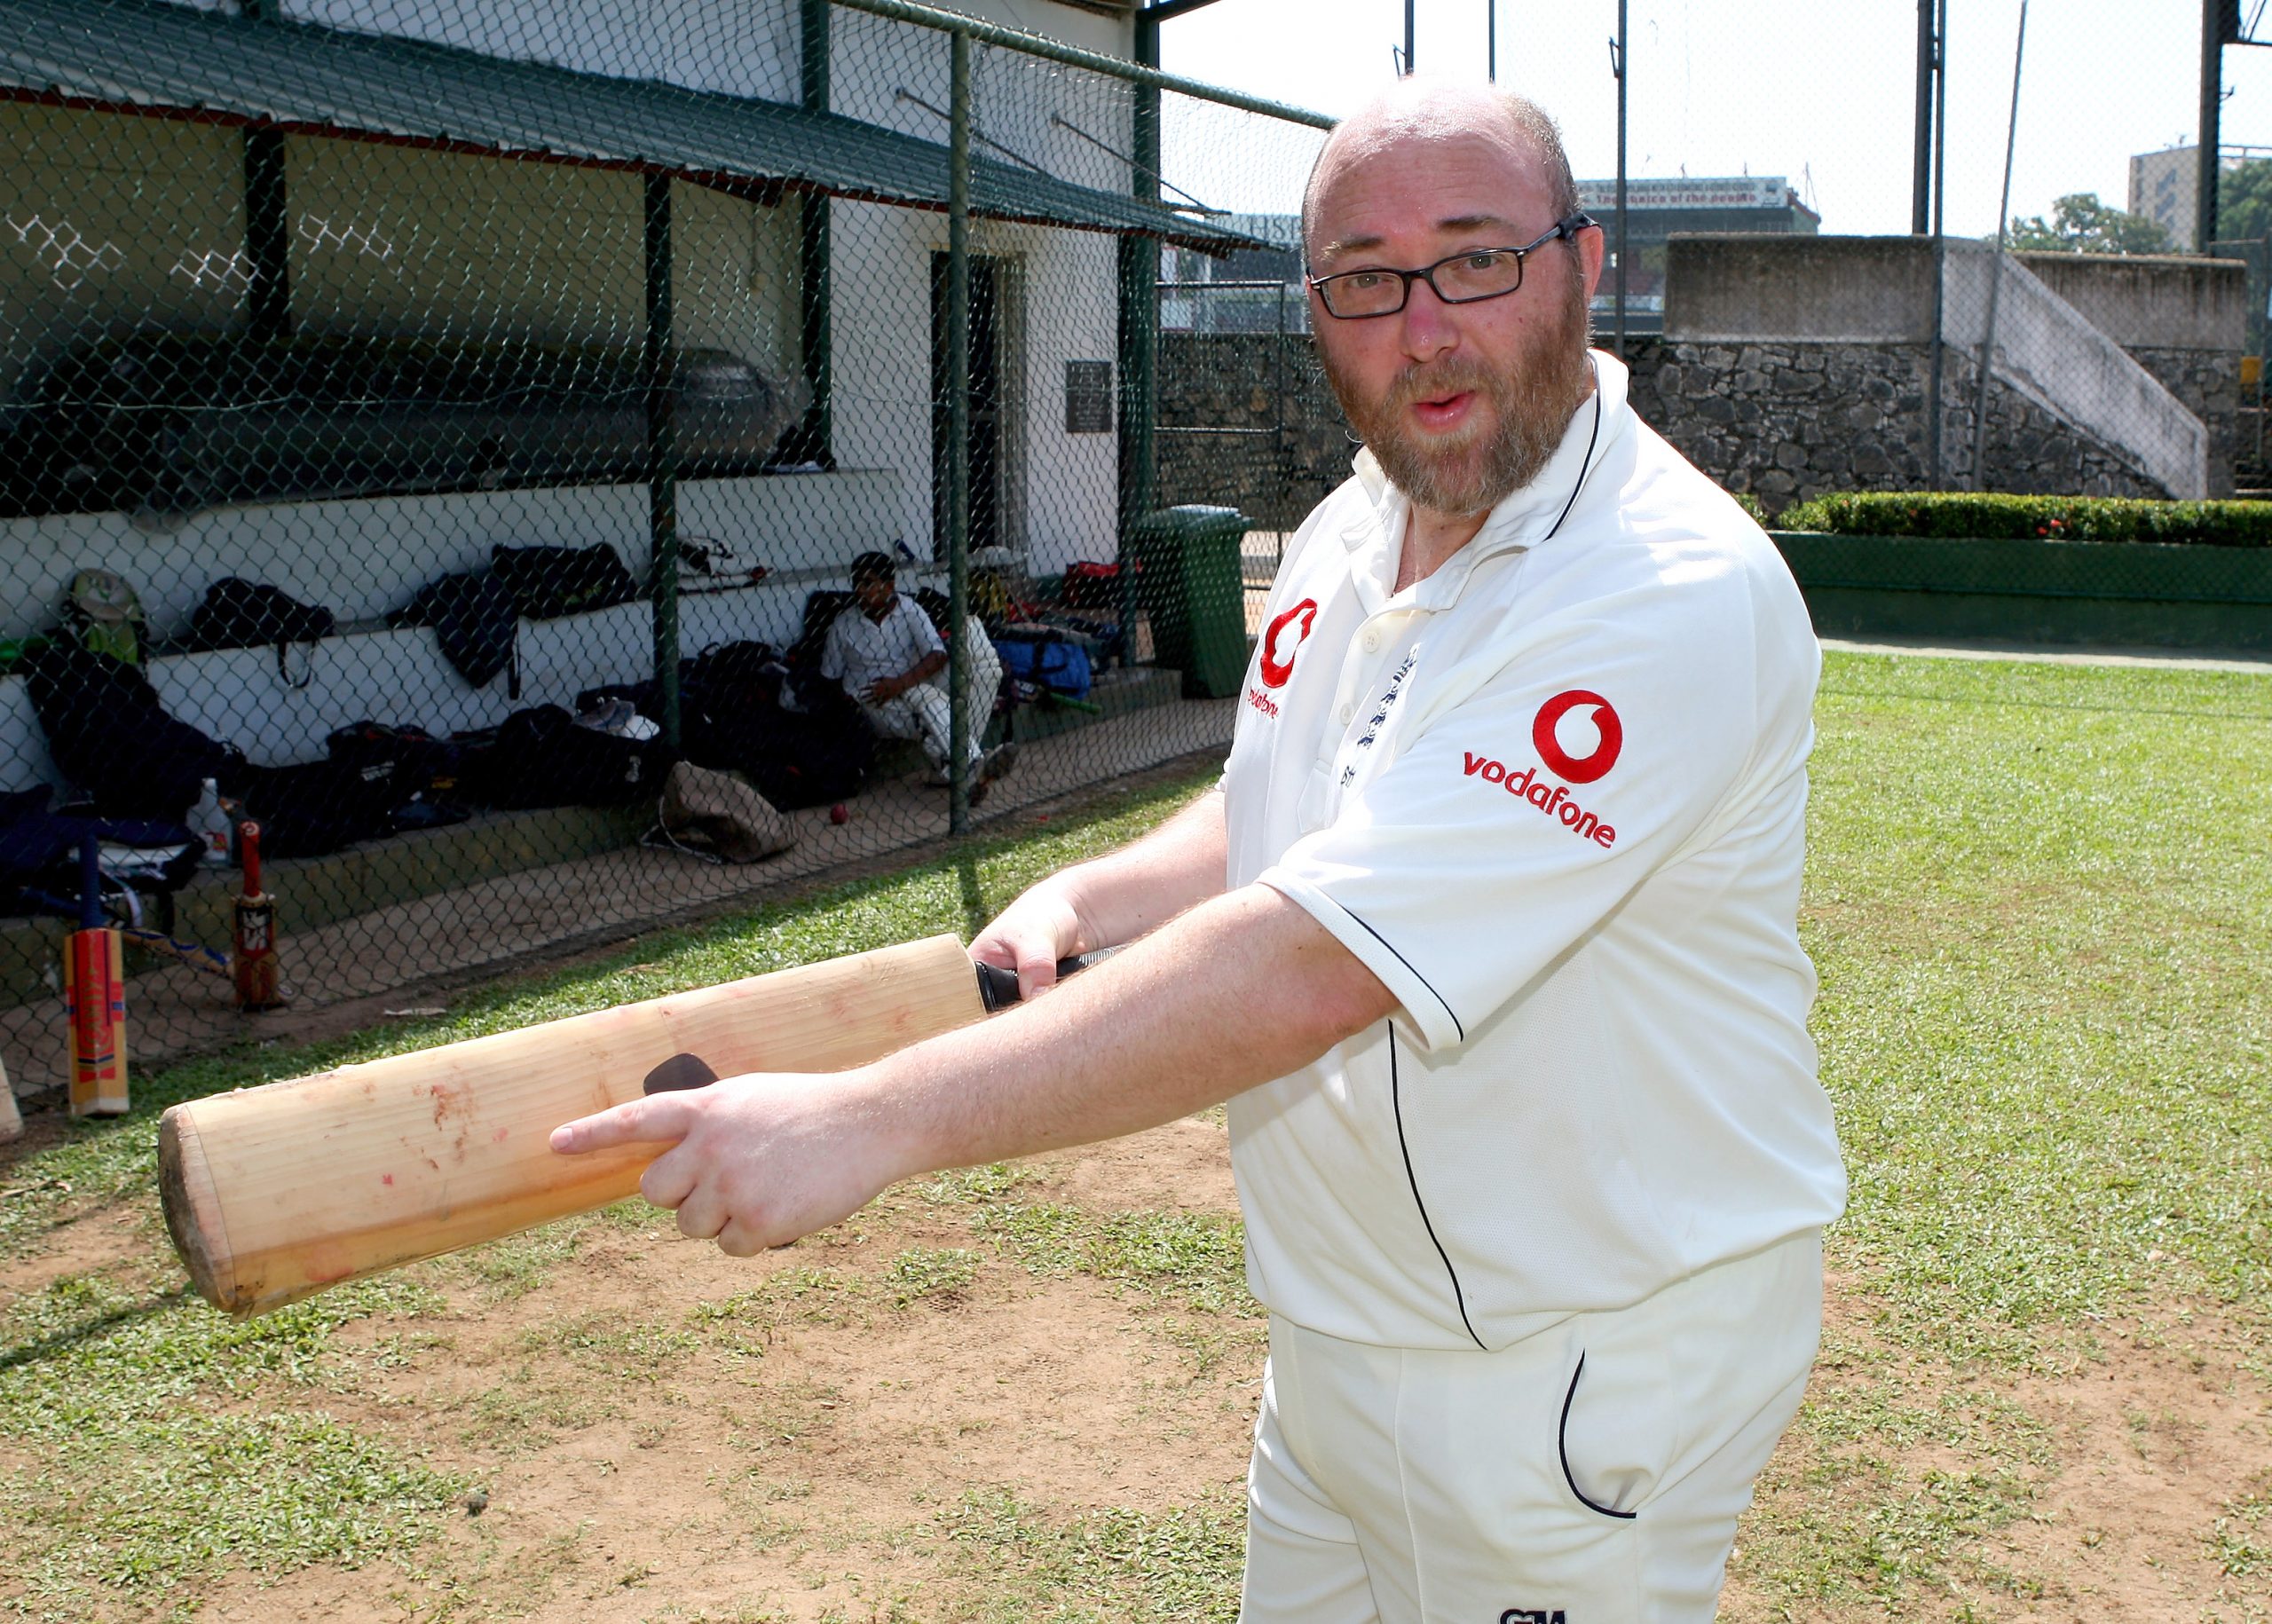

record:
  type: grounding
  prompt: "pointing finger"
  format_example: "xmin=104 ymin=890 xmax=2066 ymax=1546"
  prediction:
xmin=550 ymin=1093 xmax=696 ymax=1156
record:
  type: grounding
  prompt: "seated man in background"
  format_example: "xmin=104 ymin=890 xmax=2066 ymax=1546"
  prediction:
xmin=823 ymin=551 xmax=1014 ymax=800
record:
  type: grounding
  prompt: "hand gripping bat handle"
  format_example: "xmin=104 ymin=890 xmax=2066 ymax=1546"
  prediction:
xmin=972 ymin=947 xmax=1122 ymax=1013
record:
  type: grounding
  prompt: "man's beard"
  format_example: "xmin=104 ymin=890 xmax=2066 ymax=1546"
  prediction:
xmin=1323 ymin=268 xmax=1594 ymax=518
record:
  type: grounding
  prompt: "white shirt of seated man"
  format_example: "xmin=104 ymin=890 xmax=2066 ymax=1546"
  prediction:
xmin=820 ymin=570 xmax=985 ymax=774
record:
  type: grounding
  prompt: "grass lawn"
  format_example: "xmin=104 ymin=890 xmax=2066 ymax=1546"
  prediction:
xmin=1 ymin=647 xmax=2268 ymax=1622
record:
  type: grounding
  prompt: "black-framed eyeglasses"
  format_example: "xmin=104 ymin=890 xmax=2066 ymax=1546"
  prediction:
xmin=1306 ymin=213 xmax=1598 ymax=320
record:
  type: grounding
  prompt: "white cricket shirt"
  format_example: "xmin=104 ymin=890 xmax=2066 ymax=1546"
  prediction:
xmin=1222 ymin=351 xmax=1845 ymax=1353
xmin=821 ymin=593 xmax=943 ymax=699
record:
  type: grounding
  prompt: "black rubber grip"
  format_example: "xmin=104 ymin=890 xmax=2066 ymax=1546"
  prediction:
xmin=973 ymin=946 xmax=1121 ymax=1012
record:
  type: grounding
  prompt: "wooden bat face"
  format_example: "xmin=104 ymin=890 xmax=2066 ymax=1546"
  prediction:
xmin=161 ymin=935 xmax=987 ymax=1316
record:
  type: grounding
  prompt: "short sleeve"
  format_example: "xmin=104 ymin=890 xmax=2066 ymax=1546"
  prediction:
xmin=1256 ymin=583 xmax=1772 ymax=1053
xmin=902 ymin=599 xmax=946 ymax=661
xmin=818 ymin=612 xmax=849 ymax=681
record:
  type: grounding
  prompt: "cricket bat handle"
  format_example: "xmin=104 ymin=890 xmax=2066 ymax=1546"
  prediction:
xmin=160 ymin=934 xmax=1111 ymax=1320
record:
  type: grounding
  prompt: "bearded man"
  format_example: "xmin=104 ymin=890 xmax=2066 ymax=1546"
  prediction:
xmin=556 ymin=79 xmax=1844 ymax=1623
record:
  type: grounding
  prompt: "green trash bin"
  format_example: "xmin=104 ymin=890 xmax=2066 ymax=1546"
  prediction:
xmin=1126 ymin=504 xmax=1250 ymax=698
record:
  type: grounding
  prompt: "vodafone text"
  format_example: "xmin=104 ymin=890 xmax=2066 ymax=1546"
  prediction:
xmin=1463 ymin=753 xmax=1616 ymax=847
xmin=1246 ymin=686 xmax=1280 ymax=718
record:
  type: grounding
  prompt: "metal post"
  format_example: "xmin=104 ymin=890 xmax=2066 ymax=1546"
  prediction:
xmin=240 ymin=0 xmax=289 ymax=343
xmin=1912 ymin=0 xmax=1935 ymax=234
xmin=2203 ymin=0 xmax=2226 ymax=252
xmin=1927 ymin=0 xmax=1948 ymax=485
xmin=1613 ymin=4 xmax=1628 ymax=357
xmin=1404 ymin=0 xmax=1415 ymax=74
xmin=1487 ymin=0 xmax=1495 ymax=82
xmin=243 ymin=130 xmax=290 ymax=343
xmin=946 ymin=30 xmax=973 ymax=832
xmin=1971 ymin=0 xmax=2028 ymax=493
xmin=644 ymin=172 xmax=681 ymax=752
xmin=1117 ymin=12 xmax=1163 ymax=673
xmin=794 ymin=0 xmax=833 ymax=464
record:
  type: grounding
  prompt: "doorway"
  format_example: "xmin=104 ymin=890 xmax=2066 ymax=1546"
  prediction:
xmin=930 ymin=251 xmax=1008 ymax=559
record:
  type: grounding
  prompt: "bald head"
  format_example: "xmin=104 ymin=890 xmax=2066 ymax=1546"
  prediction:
xmin=1301 ymin=79 xmax=1580 ymax=264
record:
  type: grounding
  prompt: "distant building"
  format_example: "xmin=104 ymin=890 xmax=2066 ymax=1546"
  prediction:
xmin=2129 ymin=146 xmax=2197 ymax=251
xmin=1578 ymin=176 xmax=1820 ymax=335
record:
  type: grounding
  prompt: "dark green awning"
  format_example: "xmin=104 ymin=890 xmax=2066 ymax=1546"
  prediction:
xmin=0 ymin=0 xmax=1256 ymax=253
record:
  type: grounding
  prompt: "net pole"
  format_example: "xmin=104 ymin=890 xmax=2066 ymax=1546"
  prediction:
xmin=1928 ymin=0 xmax=1948 ymax=485
xmin=1613 ymin=2 xmax=1628 ymax=358
xmin=1969 ymin=0 xmax=2028 ymax=493
xmin=947 ymin=28 xmax=973 ymax=832
xmin=797 ymin=0 xmax=833 ymax=464
xmin=644 ymin=172 xmax=682 ymax=752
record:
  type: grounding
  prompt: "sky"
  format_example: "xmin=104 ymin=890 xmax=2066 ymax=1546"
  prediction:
xmin=1144 ymin=1 xmax=2269 ymax=241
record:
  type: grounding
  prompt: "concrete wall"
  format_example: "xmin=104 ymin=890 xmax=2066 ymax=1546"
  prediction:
xmin=2014 ymin=250 xmax=2243 ymax=496
xmin=1662 ymin=234 xmax=1938 ymax=344
xmin=1157 ymin=332 xmax=1351 ymax=531
xmin=1657 ymin=233 xmax=2223 ymax=501
xmin=2013 ymin=252 xmax=2244 ymax=351
xmin=1626 ymin=336 xmax=2168 ymax=507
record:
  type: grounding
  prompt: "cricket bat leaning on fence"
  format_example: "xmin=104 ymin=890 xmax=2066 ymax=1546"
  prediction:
xmin=160 ymin=934 xmax=1100 ymax=1319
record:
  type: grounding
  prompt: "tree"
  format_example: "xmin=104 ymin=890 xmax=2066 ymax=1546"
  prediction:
xmin=2004 ymin=193 xmax=2173 ymax=255
xmin=2218 ymin=158 xmax=2272 ymax=245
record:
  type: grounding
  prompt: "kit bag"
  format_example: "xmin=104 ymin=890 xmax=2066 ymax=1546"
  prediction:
xmin=652 ymin=761 xmax=795 ymax=864
xmin=489 ymin=543 xmax=640 ymax=619
xmin=474 ymin=705 xmax=662 ymax=809
xmin=992 ymin=629 xmax=1093 ymax=700
xmin=186 ymin=578 xmax=337 ymax=687
xmin=22 ymin=642 xmax=243 ymax=819
xmin=390 ymin=571 xmax=519 ymax=691
xmin=324 ymin=721 xmax=462 ymax=800
xmin=61 ymin=567 xmax=149 ymax=666
xmin=240 ymin=759 xmax=396 ymax=859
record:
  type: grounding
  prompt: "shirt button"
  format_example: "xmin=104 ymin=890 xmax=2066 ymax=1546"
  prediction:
xmin=1362 ymin=630 xmax=1381 ymax=652
xmin=1338 ymin=702 xmax=1354 ymax=724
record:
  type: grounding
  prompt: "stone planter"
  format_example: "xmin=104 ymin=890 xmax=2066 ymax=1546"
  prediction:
xmin=1769 ymin=531 xmax=2272 ymax=652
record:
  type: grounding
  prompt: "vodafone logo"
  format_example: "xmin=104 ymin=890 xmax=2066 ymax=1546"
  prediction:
xmin=1258 ymin=598 xmax=1318 ymax=689
xmin=1532 ymin=690 xmax=1622 ymax=784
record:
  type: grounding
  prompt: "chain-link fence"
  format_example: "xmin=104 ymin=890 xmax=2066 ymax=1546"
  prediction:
xmin=0 ymin=0 xmax=1329 ymax=1096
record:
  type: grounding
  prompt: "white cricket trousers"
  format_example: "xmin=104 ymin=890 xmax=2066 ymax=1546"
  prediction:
xmin=860 ymin=620 xmax=1000 ymax=772
xmin=1241 ymin=1230 xmax=1822 ymax=1624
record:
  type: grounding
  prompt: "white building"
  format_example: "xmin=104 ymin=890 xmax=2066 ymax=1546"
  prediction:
xmin=2130 ymin=145 xmax=2198 ymax=252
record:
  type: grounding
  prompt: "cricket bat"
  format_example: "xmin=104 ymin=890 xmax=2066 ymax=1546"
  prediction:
xmin=160 ymin=934 xmax=1104 ymax=1318
xmin=0 ymin=1054 xmax=20 ymax=1143
xmin=231 ymin=822 xmax=285 ymax=1012
xmin=65 ymin=831 xmax=127 ymax=1118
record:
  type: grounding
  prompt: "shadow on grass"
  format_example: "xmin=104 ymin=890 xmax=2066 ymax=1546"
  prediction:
xmin=0 ymin=1284 xmax=194 ymax=1372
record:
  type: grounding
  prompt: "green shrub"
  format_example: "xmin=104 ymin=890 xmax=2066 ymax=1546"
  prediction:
xmin=1773 ymin=492 xmax=2272 ymax=548
xmin=1729 ymin=490 xmax=1772 ymax=526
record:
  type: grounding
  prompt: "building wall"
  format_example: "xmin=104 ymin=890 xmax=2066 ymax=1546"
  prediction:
xmin=1624 ymin=337 xmax=2166 ymax=508
xmin=2129 ymin=146 xmax=2198 ymax=254
xmin=0 ymin=106 xmax=248 ymax=407
xmin=1650 ymin=233 xmax=2221 ymax=501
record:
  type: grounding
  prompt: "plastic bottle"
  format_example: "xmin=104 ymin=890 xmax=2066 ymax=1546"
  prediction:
xmin=190 ymin=778 xmax=232 ymax=867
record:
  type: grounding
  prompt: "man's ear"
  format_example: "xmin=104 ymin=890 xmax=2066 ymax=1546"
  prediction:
xmin=1575 ymin=223 xmax=1605 ymax=304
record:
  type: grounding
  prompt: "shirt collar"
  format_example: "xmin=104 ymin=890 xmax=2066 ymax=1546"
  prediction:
xmin=1343 ymin=348 xmax=1632 ymax=612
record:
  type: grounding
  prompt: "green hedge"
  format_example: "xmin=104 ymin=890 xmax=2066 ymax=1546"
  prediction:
xmin=1771 ymin=492 xmax=2272 ymax=548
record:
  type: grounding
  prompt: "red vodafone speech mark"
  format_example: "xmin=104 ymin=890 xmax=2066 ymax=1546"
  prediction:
xmin=1258 ymin=598 xmax=1318 ymax=689
xmin=1532 ymin=690 xmax=1622 ymax=784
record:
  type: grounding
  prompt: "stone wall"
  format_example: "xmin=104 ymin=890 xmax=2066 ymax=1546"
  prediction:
xmin=1156 ymin=332 xmax=1352 ymax=528
xmin=1624 ymin=335 xmax=2167 ymax=506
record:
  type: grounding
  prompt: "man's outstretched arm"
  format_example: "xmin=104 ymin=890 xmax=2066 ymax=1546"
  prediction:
xmin=974 ymin=787 xmax=1229 ymax=998
xmin=551 ymin=874 xmax=1393 ymax=1256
